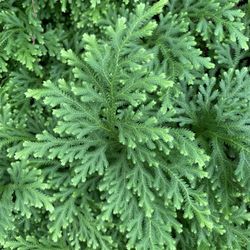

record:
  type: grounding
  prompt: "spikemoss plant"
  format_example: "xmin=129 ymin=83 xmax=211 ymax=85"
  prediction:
xmin=0 ymin=0 xmax=249 ymax=249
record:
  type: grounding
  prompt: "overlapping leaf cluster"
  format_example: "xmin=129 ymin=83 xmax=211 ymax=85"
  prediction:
xmin=0 ymin=0 xmax=249 ymax=249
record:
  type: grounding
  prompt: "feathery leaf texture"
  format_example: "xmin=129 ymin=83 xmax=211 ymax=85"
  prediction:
xmin=0 ymin=0 xmax=249 ymax=249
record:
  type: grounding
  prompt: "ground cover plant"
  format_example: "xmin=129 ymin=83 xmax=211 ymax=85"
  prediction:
xmin=0 ymin=0 xmax=249 ymax=249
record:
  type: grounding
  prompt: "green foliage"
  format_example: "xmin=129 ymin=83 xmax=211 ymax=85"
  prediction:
xmin=150 ymin=12 xmax=214 ymax=83
xmin=168 ymin=0 xmax=249 ymax=50
xmin=0 ymin=0 xmax=249 ymax=249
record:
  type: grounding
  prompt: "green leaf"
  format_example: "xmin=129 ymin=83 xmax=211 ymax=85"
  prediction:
xmin=8 ymin=161 xmax=54 ymax=217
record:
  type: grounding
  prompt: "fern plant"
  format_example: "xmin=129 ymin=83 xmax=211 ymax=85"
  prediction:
xmin=0 ymin=0 xmax=249 ymax=249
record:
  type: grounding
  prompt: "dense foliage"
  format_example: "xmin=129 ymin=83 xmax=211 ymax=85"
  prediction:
xmin=0 ymin=0 xmax=249 ymax=249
